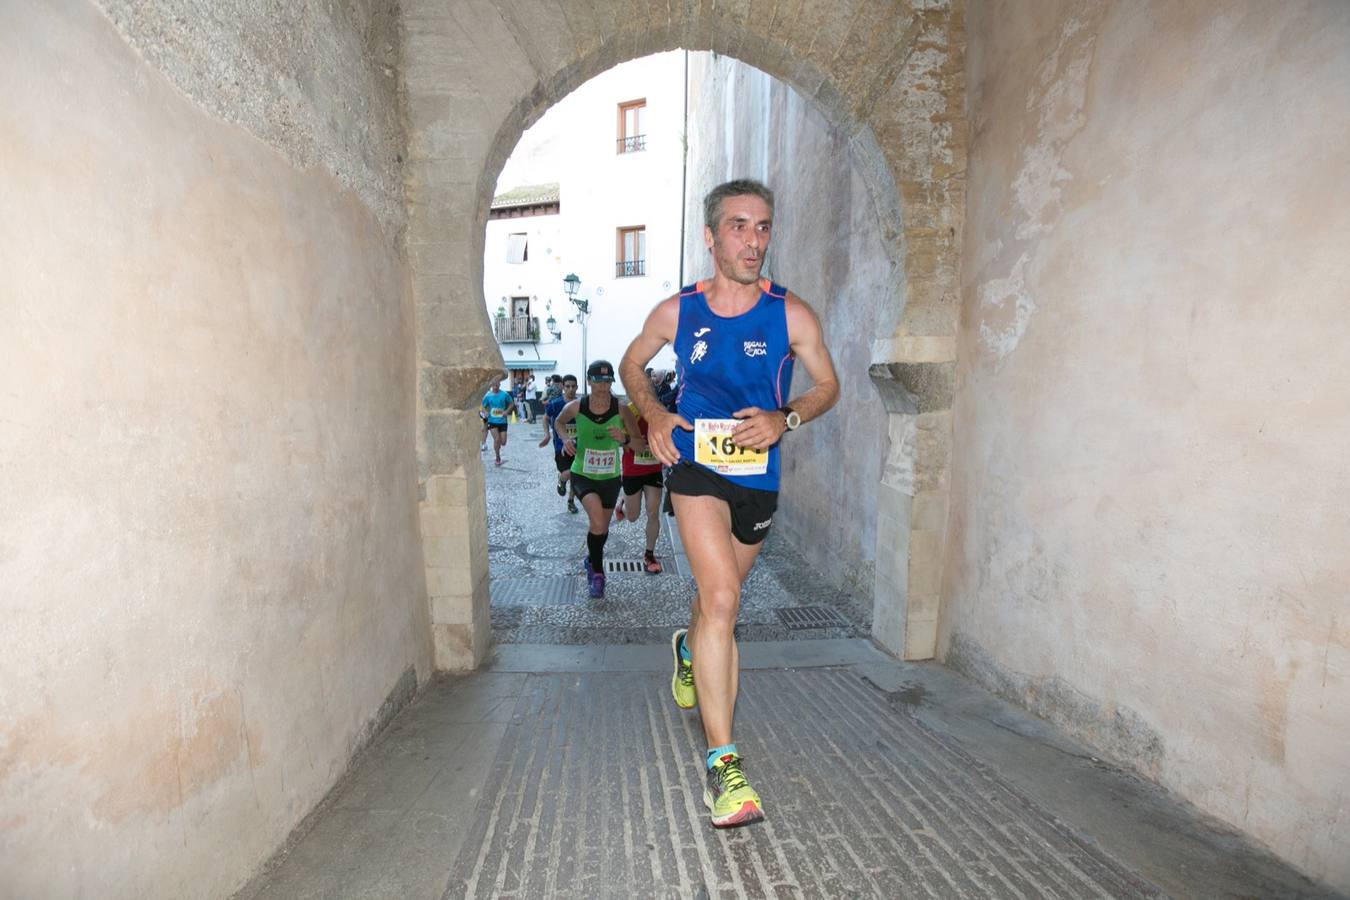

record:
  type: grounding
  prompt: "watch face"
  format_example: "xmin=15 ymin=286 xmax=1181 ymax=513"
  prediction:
xmin=785 ymin=410 xmax=801 ymax=430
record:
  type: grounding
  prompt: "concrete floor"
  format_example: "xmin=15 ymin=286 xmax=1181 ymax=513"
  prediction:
xmin=236 ymin=424 xmax=1345 ymax=899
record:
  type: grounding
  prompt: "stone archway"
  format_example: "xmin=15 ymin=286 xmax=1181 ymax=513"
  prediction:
xmin=403 ymin=0 xmax=967 ymax=670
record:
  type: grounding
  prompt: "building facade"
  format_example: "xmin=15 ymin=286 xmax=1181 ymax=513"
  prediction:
xmin=483 ymin=50 xmax=688 ymax=396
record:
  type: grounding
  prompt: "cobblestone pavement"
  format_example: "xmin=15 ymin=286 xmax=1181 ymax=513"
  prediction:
xmin=485 ymin=421 xmax=871 ymax=645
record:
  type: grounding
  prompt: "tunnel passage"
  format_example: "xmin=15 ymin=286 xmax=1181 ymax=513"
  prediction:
xmin=405 ymin=1 xmax=967 ymax=670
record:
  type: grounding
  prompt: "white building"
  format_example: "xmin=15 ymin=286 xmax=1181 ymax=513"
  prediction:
xmin=483 ymin=50 xmax=688 ymax=396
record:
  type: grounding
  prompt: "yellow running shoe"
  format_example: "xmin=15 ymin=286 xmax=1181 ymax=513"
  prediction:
xmin=704 ymin=753 xmax=764 ymax=828
xmin=671 ymin=629 xmax=696 ymax=709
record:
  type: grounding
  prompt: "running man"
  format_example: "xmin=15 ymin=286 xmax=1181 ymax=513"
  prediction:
xmin=553 ymin=360 xmax=629 ymax=598
xmin=619 ymin=179 xmax=839 ymax=828
xmin=539 ymin=373 xmax=580 ymax=514
xmin=617 ymin=395 xmax=665 ymax=574
xmin=481 ymin=379 xmax=513 ymax=467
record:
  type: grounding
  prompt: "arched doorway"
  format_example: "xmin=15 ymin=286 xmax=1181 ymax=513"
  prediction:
xmin=405 ymin=2 xmax=967 ymax=670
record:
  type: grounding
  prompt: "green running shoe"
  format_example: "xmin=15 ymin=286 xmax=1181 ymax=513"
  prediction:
xmin=704 ymin=752 xmax=764 ymax=828
xmin=671 ymin=629 xmax=696 ymax=709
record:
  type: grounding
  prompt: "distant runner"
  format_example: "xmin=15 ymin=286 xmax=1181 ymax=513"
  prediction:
xmin=539 ymin=374 xmax=580 ymax=514
xmin=552 ymin=360 xmax=627 ymax=598
xmin=481 ymin=379 xmax=513 ymax=467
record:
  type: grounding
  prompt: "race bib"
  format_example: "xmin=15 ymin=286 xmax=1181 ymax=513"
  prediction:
xmin=633 ymin=446 xmax=658 ymax=465
xmin=489 ymin=407 xmax=506 ymax=419
xmin=581 ymin=447 xmax=618 ymax=476
xmin=694 ymin=418 xmax=767 ymax=476
xmin=564 ymin=423 xmax=577 ymax=438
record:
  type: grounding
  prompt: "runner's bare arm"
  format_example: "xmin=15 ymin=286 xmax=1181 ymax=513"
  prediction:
xmin=731 ymin=293 xmax=840 ymax=451
xmin=619 ymin=296 xmax=690 ymax=466
xmin=618 ymin=402 xmax=644 ymax=452
xmin=538 ymin=412 xmax=552 ymax=448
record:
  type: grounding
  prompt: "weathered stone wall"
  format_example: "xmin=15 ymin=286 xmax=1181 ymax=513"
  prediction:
xmin=0 ymin=3 xmax=428 ymax=897
xmin=947 ymin=0 xmax=1350 ymax=889
xmin=401 ymin=0 xmax=966 ymax=667
xmin=681 ymin=53 xmax=898 ymax=598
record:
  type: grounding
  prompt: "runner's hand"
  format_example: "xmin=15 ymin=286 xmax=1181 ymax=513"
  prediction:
xmin=607 ymin=425 xmax=627 ymax=444
xmin=538 ymin=436 xmax=549 ymax=448
xmin=563 ymin=437 xmax=577 ymax=457
xmin=730 ymin=407 xmax=785 ymax=452
xmin=646 ymin=409 xmax=691 ymax=466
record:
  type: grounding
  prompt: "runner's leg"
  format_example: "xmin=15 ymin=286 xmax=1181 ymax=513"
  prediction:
xmin=643 ymin=483 xmax=662 ymax=553
xmin=673 ymin=493 xmax=764 ymax=748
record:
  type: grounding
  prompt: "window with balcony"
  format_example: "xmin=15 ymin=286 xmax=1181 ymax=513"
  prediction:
xmin=506 ymin=232 xmax=528 ymax=263
xmin=617 ymin=226 xmax=646 ymax=278
xmin=495 ymin=295 xmax=540 ymax=343
xmin=617 ymin=99 xmax=646 ymax=154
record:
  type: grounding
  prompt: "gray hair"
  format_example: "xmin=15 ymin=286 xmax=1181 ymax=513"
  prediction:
xmin=703 ymin=179 xmax=775 ymax=232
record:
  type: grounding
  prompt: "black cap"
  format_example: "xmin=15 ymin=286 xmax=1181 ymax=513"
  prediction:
xmin=586 ymin=360 xmax=615 ymax=382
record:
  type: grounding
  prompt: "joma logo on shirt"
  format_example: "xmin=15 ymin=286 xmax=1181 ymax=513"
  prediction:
xmin=743 ymin=340 xmax=767 ymax=358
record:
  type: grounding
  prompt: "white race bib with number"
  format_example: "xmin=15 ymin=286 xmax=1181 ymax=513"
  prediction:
xmin=489 ymin=407 xmax=506 ymax=419
xmin=564 ymin=423 xmax=577 ymax=438
xmin=633 ymin=446 xmax=658 ymax=465
xmin=581 ymin=447 xmax=618 ymax=476
xmin=694 ymin=419 xmax=767 ymax=476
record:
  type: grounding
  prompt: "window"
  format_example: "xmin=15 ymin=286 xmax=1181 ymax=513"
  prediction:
xmin=511 ymin=296 xmax=530 ymax=317
xmin=616 ymin=226 xmax=645 ymax=277
xmin=617 ymin=99 xmax=646 ymax=153
xmin=506 ymin=232 xmax=528 ymax=263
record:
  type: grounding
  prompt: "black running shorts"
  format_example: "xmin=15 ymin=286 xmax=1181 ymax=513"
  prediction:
xmin=622 ymin=470 xmax=663 ymax=495
xmin=570 ymin=473 xmax=622 ymax=509
xmin=554 ymin=451 xmax=573 ymax=473
xmin=665 ymin=461 xmax=778 ymax=545
xmin=486 ymin=422 xmax=507 ymax=433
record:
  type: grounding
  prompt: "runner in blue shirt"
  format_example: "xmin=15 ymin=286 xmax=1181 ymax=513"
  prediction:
xmin=481 ymin=381 xmax=513 ymax=467
xmin=537 ymin=373 xmax=579 ymax=513
xmin=620 ymin=179 xmax=840 ymax=829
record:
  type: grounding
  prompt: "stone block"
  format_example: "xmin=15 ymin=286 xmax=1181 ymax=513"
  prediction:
xmin=885 ymin=361 xmax=955 ymax=413
xmin=424 ymin=472 xmax=468 ymax=508
xmin=420 ymin=364 xmax=504 ymax=409
xmin=421 ymin=531 xmax=471 ymax=569
xmin=433 ymin=623 xmax=478 ymax=671
xmin=904 ymin=616 xmax=938 ymax=661
xmin=912 ymin=490 xmax=949 ymax=532
xmin=908 ymin=530 xmax=945 ymax=597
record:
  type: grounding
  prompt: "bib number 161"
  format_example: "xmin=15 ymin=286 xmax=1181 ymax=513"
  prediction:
xmin=694 ymin=419 xmax=768 ymax=476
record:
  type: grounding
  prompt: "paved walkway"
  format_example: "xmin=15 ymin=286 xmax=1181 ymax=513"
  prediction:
xmin=236 ymin=423 xmax=1344 ymax=899
xmin=484 ymin=420 xmax=869 ymax=646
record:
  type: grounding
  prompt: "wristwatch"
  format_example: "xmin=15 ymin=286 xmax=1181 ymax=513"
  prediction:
xmin=779 ymin=406 xmax=801 ymax=431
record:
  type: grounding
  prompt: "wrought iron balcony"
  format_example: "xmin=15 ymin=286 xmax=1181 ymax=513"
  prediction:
xmin=494 ymin=315 xmax=540 ymax=343
xmin=615 ymin=259 xmax=646 ymax=278
xmin=617 ymin=134 xmax=646 ymax=153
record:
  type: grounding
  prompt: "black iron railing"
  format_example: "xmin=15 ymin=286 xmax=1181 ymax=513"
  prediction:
xmin=615 ymin=259 xmax=646 ymax=278
xmin=494 ymin=315 xmax=540 ymax=342
xmin=617 ymin=134 xmax=646 ymax=153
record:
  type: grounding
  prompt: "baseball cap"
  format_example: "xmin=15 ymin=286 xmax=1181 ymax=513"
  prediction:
xmin=586 ymin=360 xmax=616 ymax=382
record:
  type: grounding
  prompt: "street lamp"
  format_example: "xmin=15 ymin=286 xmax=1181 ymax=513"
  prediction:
xmin=563 ymin=273 xmax=589 ymax=378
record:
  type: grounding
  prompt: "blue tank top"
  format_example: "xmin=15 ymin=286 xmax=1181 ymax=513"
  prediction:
xmin=672 ymin=280 xmax=794 ymax=491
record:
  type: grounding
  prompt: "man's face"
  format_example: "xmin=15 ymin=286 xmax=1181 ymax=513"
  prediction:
xmin=562 ymin=379 xmax=577 ymax=399
xmin=705 ymin=194 xmax=772 ymax=285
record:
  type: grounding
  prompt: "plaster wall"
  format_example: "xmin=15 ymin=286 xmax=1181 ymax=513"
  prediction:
xmin=948 ymin=1 xmax=1350 ymax=888
xmin=682 ymin=54 xmax=896 ymax=597
xmin=0 ymin=3 xmax=428 ymax=897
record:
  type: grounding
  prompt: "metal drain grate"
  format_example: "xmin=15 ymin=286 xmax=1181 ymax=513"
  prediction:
xmin=605 ymin=559 xmax=645 ymax=574
xmin=775 ymin=605 xmax=849 ymax=630
xmin=490 ymin=576 xmax=578 ymax=605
